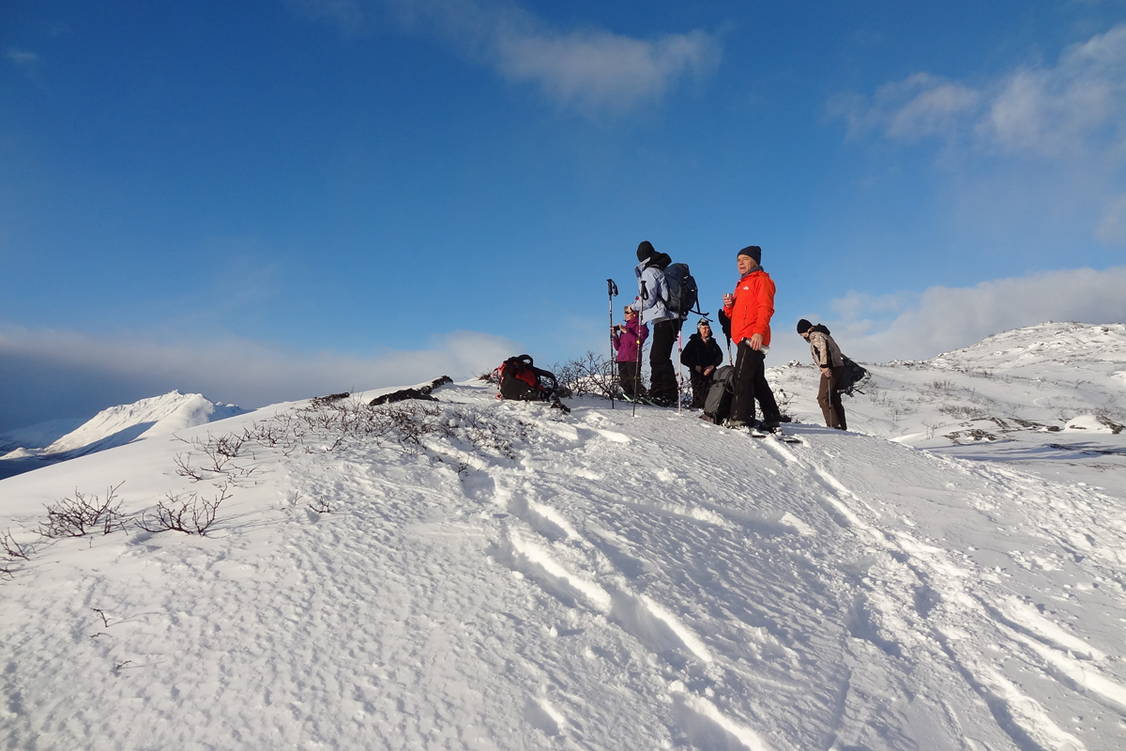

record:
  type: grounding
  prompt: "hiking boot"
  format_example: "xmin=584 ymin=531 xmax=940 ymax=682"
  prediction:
xmin=723 ymin=419 xmax=748 ymax=430
xmin=757 ymin=420 xmax=780 ymax=433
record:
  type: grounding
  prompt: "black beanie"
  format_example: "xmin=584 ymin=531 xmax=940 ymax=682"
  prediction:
xmin=637 ymin=240 xmax=655 ymax=262
xmin=737 ymin=245 xmax=761 ymax=264
xmin=796 ymin=318 xmax=812 ymax=334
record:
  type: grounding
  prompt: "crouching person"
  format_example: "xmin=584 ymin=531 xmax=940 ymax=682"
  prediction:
xmin=680 ymin=318 xmax=723 ymax=408
xmin=796 ymin=319 xmax=847 ymax=430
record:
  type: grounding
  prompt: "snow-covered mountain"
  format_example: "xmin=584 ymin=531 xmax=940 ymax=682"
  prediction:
xmin=0 ymin=391 xmax=244 ymax=480
xmin=770 ymin=321 xmax=1126 ymax=495
xmin=1 ymin=327 xmax=1124 ymax=750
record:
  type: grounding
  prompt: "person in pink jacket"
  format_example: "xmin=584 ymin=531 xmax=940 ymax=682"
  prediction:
xmin=612 ymin=306 xmax=649 ymax=399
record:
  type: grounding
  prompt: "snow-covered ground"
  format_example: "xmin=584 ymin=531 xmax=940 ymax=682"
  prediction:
xmin=771 ymin=322 xmax=1126 ymax=498
xmin=1 ymin=324 xmax=1124 ymax=750
xmin=0 ymin=391 xmax=244 ymax=480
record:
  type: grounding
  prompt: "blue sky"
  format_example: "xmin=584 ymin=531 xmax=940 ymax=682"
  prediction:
xmin=3 ymin=0 xmax=1126 ymax=430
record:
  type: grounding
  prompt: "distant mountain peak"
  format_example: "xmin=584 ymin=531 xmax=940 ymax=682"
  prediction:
xmin=0 ymin=391 xmax=246 ymax=478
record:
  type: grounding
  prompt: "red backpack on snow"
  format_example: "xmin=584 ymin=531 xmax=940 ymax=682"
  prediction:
xmin=496 ymin=355 xmax=570 ymax=413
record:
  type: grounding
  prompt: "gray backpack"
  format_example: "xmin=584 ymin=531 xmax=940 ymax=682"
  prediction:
xmin=702 ymin=365 xmax=736 ymax=424
xmin=663 ymin=262 xmax=700 ymax=320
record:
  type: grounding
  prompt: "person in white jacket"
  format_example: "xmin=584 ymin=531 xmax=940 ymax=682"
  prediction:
xmin=631 ymin=241 xmax=682 ymax=407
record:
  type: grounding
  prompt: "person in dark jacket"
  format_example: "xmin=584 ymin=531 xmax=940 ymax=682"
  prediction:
xmin=796 ymin=318 xmax=847 ymax=430
xmin=680 ymin=319 xmax=724 ymax=408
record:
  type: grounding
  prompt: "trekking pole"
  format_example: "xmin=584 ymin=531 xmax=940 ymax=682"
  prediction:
xmin=633 ymin=280 xmax=648 ymax=418
xmin=606 ymin=279 xmax=618 ymax=409
xmin=676 ymin=328 xmax=684 ymax=414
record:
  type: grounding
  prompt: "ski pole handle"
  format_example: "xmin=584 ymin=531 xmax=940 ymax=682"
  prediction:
xmin=607 ymin=279 xmax=618 ymax=297
xmin=640 ymin=280 xmax=649 ymax=300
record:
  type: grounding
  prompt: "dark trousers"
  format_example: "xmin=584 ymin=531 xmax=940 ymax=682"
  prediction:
xmin=818 ymin=367 xmax=848 ymax=430
xmin=617 ymin=361 xmax=642 ymax=397
xmin=689 ymin=370 xmax=712 ymax=408
xmin=649 ymin=318 xmax=682 ymax=403
xmin=730 ymin=341 xmax=780 ymax=424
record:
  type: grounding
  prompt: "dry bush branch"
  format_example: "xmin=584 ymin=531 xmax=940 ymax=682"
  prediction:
xmin=173 ymin=453 xmax=206 ymax=482
xmin=39 ymin=483 xmax=128 ymax=538
xmin=2 ymin=528 xmax=33 ymax=560
xmin=554 ymin=351 xmax=615 ymax=399
xmin=137 ymin=481 xmax=231 ymax=535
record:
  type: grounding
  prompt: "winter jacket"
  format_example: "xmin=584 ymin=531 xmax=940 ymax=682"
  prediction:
xmin=722 ymin=267 xmax=775 ymax=348
xmin=680 ymin=333 xmax=723 ymax=371
xmin=612 ymin=318 xmax=649 ymax=363
xmin=806 ymin=325 xmax=844 ymax=368
xmin=631 ymin=255 xmax=676 ymax=325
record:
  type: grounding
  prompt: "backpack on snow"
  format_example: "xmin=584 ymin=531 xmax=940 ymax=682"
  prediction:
xmin=497 ymin=355 xmax=571 ymax=413
xmin=662 ymin=263 xmax=701 ymax=320
xmin=702 ymin=365 xmax=736 ymax=424
xmin=836 ymin=356 xmax=868 ymax=396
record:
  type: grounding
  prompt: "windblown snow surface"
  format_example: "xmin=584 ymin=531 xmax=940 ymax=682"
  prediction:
xmin=2 ymin=323 xmax=1125 ymax=750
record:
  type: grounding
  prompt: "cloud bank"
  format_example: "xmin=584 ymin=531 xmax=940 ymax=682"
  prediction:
xmin=0 ymin=328 xmax=517 ymax=433
xmin=832 ymin=25 xmax=1126 ymax=158
xmin=830 ymin=24 xmax=1126 ymax=247
xmin=297 ymin=0 xmax=721 ymax=114
xmin=789 ymin=266 xmax=1126 ymax=363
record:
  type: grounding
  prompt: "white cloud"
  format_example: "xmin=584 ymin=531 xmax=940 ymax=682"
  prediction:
xmin=981 ymin=25 xmax=1126 ymax=158
xmin=384 ymin=0 xmax=720 ymax=114
xmin=830 ymin=24 xmax=1126 ymax=249
xmin=0 ymin=327 xmax=518 ymax=432
xmin=830 ymin=73 xmax=980 ymax=142
xmin=5 ymin=48 xmax=40 ymax=67
xmin=492 ymin=27 xmax=717 ymax=114
xmin=834 ymin=24 xmax=1126 ymax=159
xmin=286 ymin=0 xmax=366 ymax=35
xmin=821 ymin=267 xmax=1126 ymax=362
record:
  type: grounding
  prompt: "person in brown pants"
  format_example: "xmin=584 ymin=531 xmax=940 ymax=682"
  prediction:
xmin=796 ymin=319 xmax=847 ymax=430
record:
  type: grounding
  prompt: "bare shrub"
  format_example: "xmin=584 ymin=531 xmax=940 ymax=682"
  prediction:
xmin=3 ymin=525 xmax=37 ymax=581
xmin=554 ymin=351 xmax=616 ymax=399
xmin=137 ymin=481 xmax=231 ymax=535
xmin=308 ymin=498 xmax=332 ymax=514
xmin=774 ymin=386 xmax=794 ymax=415
xmin=945 ymin=428 xmax=998 ymax=442
xmin=2 ymin=528 xmax=33 ymax=560
xmin=1094 ymin=411 xmax=1125 ymax=434
xmin=939 ymin=404 xmax=988 ymax=420
xmin=173 ymin=453 xmax=206 ymax=482
xmin=213 ymin=433 xmax=245 ymax=458
xmin=39 ymin=483 xmax=128 ymax=538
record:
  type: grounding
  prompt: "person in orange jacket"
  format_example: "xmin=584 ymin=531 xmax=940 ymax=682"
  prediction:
xmin=721 ymin=245 xmax=782 ymax=430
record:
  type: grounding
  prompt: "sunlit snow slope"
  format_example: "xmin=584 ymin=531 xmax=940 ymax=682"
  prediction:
xmin=1 ymin=370 xmax=1123 ymax=750
xmin=0 ymin=390 xmax=244 ymax=480
xmin=770 ymin=322 xmax=1126 ymax=496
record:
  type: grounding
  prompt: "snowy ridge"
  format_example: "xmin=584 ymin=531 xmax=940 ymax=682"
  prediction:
xmin=1 ymin=364 xmax=1124 ymax=749
xmin=45 ymin=390 xmax=245 ymax=455
xmin=768 ymin=321 xmax=1126 ymax=496
xmin=0 ymin=391 xmax=244 ymax=480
